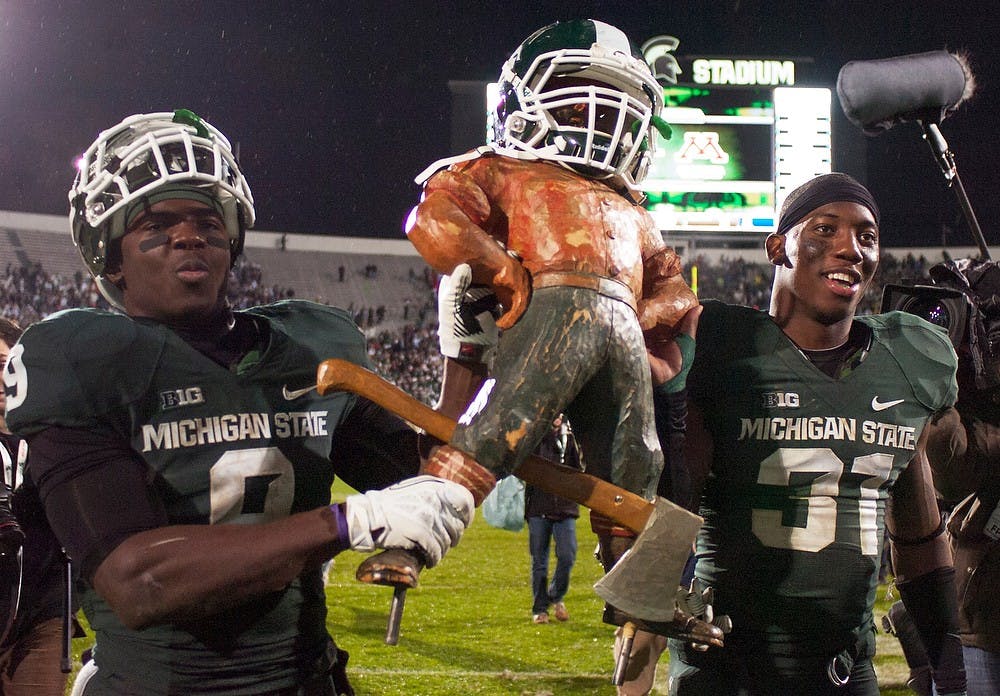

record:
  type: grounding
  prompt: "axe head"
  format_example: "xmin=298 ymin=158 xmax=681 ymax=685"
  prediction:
xmin=594 ymin=496 xmax=701 ymax=623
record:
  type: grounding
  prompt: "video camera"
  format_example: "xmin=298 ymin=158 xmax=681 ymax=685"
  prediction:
xmin=881 ymin=282 xmax=969 ymax=348
xmin=882 ymin=259 xmax=1000 ymax=401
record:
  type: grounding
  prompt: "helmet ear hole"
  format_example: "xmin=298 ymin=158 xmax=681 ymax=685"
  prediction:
xmin=102 ymin=266 xmax=123 ymax=286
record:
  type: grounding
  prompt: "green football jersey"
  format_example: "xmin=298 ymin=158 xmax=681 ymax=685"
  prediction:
xmin=688 ymin=301 xmax=957 ymax=668
xmin=5 ymin=300 xmax=377 ymax=694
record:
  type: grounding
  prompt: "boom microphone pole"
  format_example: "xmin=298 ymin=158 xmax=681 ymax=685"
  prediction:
xmin=837 ymin=50 xmax=988 ymax=259
xmin=921 ymin=121 xmax=988 ymax=259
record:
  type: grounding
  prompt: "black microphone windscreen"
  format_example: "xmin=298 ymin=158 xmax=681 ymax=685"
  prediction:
xmin=837 ymin=51 xmax=970 ymax=135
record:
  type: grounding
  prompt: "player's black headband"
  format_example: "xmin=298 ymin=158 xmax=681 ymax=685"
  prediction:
xmin=775 ymin=173 xmax=880 ymax=237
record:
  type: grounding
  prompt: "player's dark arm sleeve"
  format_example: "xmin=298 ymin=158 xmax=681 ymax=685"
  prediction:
xmin=26 ymin=425 xmax=167 ymax=583
xmin=653 ymin=387 xmax=691 ymax=508
xmin=329 ymin=395 xmax=422 ymax=492
xmin=895 ymin=566 xmax=966 ymax=694
xmin=889 ymin=448 xmax=967 ymax=694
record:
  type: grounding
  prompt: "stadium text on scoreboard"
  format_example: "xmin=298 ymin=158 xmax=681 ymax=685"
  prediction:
xmin=691 ymin=59 xmax=796 ymax=86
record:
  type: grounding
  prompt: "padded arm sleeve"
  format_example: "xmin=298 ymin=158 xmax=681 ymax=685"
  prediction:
xmin=328 ymin=396 xmax=422 ymax=493
xmin=27 ymin=425 xmax=167 ymax=582
xmin=654 ymin=389 xmax=691 ymax=508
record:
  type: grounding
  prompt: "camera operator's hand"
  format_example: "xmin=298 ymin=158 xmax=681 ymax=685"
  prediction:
xmin=0 ymin=488 xmax=24 ymax=558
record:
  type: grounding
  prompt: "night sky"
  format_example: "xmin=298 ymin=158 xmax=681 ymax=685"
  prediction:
xmin=1 ymin=1 xmax=998 ymax=247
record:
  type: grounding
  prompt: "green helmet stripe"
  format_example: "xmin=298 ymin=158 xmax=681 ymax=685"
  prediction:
xmin=172 ymin=109 xmax=210 ymax=139
xmin=513 ymin=20 xmax=598 ymax=73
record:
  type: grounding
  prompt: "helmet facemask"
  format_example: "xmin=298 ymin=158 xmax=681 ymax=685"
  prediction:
xmin=69 ymin=109 xmax=255 ymax=310
xmin=532 ymin=73 xmax=652 ymax=178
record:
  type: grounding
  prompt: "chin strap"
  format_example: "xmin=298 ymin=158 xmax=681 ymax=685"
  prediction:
xmin=414 ymin=141 xmax=647 ymax=204
xmin=414 ymin=146 xmax=497 ymax=185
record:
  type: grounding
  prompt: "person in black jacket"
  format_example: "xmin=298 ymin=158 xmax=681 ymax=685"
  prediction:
xmin=0 ymin=316 xmax=78 ymax=696
xmin=526 ymin=415 xmax=581 ymax=624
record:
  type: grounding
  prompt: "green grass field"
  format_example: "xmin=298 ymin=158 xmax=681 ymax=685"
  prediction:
xmin=66 ymin=479 xmax=915 ymax=695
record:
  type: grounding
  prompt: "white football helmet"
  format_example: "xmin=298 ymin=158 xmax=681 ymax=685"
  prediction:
xmin=69 ymin=109 xmax=255 ymax=309
xmin=491 ymin=19 xmax=671 ymax=195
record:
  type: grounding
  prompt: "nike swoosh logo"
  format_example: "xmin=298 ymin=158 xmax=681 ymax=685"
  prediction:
xmin=871 ymin=396 xmax=904 ymax=412
xmin=282 ymin=384 xmax=316 ymax=400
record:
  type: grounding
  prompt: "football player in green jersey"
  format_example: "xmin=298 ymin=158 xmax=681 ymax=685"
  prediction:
xmin=1 ymin=110 xmax=477 ymax=695
xmin=617 ymin=174 xmax=967 ymax=695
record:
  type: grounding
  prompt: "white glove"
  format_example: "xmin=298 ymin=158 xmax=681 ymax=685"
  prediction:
xmin=437 ymin=263 xmax=500 ymax=361
xmin=343 ymin=475 xmax=475 ymax=568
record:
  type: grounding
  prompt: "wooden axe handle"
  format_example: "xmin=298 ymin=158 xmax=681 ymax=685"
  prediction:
xmin=316 ymin=358 xmax=653 ymax=534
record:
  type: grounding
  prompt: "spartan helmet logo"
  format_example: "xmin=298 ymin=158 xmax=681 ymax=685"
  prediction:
xmin=641 ymin=35 xmax=682 ymax=86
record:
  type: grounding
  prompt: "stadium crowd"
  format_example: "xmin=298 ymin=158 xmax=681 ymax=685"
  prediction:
xmin=0 ymin=249 xmax=942 ymax=406
xmin=0 ymin=257 xmax=297 ymax=326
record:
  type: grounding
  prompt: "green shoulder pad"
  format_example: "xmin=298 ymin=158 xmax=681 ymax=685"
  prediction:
xmin=6 ymin=309 xmax=164 ymax=435
xmin=243 ymin=300 xmax=371 ymax=370
xmin=864 ymin=311 xmax=958 ymax=411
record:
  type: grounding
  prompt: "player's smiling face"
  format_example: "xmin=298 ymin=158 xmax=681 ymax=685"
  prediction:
xmin=107 ymin=198 xmax=231 ymax=323
xmin=772 ymin=201 xmax=879 ymax=325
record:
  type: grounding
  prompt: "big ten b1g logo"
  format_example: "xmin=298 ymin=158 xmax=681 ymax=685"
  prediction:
xmin=762 ymin=392 xmax=799 ymax=409
xmin=160 ymin=386 xmax=205 ymax=410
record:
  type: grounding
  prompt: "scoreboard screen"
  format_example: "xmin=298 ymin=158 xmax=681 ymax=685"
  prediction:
xmin=643 ymin=84 xmax=832 ymax=236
